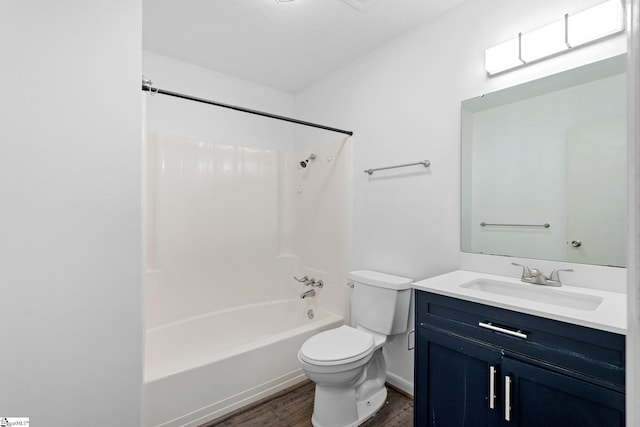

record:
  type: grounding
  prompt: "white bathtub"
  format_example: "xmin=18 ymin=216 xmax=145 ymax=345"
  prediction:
xmin=142 ymin=299 xmax=343 ymax=427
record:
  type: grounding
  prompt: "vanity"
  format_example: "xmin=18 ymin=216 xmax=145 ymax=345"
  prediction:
xmin=413 ymin=53 xmax=629 ymax=426
xmin=412 ymin=270 xmax=626 ymax=426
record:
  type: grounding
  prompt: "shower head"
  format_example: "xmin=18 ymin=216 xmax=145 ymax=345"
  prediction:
xmin=300 ymin=153 xmax=316 ymax=168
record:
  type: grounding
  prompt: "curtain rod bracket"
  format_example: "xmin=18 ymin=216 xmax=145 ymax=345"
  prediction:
xmin=142 ymin=76 xmax=158 ymax=95
xmin=142 ymin=75 xmax=153 ymax=90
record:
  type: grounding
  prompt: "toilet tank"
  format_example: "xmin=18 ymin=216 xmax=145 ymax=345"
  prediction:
xmin=349 ymin=270 xmax=412 ymax=335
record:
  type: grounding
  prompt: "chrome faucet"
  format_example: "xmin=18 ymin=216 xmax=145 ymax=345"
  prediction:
xmin=546 ymin=268 xmax=574 ymax=286
xmin=294 ymin=275 xmax=312 ymax=285
xmin=307 ymin=279 xmax=323 ymax=288
xmin=300 ymin=289 xmax=316 ymax=299
xmin=511 ymin=263 xmax=573 ymax=287
xmin=294 ymin=276 xmax=324 ymax=288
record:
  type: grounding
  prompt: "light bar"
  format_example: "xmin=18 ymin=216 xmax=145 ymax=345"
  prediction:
xmin=485 ymin=0 xmax=624 ymax=76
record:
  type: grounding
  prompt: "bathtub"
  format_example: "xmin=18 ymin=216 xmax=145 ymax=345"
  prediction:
xmin=142 ymin=299 xmax=343 ymax=427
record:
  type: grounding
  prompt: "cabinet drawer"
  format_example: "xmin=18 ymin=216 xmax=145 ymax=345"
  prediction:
xmin=416 ymin=290 xmax=625 ymax=388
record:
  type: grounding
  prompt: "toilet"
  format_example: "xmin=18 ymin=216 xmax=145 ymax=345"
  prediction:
xmin=298 ymin=270 xmax=412 ymax=427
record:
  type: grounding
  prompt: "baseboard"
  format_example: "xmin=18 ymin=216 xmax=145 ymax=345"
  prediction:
xmin=386 ymin=372 xmax=414 ymax=397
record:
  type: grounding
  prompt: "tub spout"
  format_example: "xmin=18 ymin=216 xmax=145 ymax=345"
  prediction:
xmin=301 ymin=289 xmax=316 ymax=299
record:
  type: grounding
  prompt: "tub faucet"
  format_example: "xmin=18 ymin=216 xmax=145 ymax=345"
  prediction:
xmin=294 ymin=275 xmax=324 ymax=288
xmin=301 ymin=289 xmax=316 ymax=299
xmin=294 ymin=275 xmax=315 ymax=286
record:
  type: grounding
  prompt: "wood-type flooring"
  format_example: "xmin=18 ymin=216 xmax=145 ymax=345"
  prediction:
xmin=204 ymin=381 xmax=413 ymax=427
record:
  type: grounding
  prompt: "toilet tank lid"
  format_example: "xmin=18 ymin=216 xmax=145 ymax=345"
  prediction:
xmin=348 ymin=270 xmax=413 ymax=290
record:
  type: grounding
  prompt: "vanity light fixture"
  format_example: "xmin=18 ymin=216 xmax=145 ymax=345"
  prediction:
xmin=485 ymin=0 xmax=624 ymax=76
xmin=520 ymin=18 xmax=567 ymax=63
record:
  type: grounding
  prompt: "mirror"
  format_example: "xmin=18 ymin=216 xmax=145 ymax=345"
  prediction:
xmin=461 ymin=55 xmax=627 ymax=267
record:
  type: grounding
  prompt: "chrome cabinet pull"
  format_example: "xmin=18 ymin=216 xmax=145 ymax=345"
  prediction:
xmin=478 ymin=322 xmax=528 ymax=339
xmin=504 ymin=375 xmax=512 ymax=421
xmin=489 ymin=366 xmax=496 ymax=409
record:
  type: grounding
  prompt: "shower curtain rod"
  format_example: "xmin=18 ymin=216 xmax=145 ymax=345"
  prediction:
xmin=141 ymin=78 xmax=354 ymax=136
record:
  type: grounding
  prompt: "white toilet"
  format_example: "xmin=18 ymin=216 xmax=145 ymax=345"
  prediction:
xmin=298 ymin=270 xmax=412 ymax=427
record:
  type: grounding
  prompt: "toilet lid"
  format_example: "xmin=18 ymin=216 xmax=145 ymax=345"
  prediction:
xmin=299 ymin=325 xmax=374 ymax=365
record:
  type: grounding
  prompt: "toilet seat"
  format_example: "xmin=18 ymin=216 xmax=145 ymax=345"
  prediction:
xmin=299 ymin=326 xmax=374 ymax=366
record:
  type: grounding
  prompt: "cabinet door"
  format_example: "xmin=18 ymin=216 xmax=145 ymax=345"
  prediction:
xmin=501 ymin=357 xmax=625 ymax=427
xmin=415 ymin=327 xmax=502 ymax=427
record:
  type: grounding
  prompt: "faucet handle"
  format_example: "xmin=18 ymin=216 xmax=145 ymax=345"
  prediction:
xmin=511 ymin=262 xmax=532 ymax=279
xmin=305 ymin=278 xmax=324 ymax=288
xmin=294 ymin=275 xmax=309 ymax=283
xmin=549 ymin=269 xmax=573 ymax=282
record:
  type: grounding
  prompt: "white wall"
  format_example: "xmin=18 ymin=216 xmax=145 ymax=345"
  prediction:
xmin=0 ymin=1 xmax=143 ymax=425
xmin=294 ymin=0 xmax=626 ymax=394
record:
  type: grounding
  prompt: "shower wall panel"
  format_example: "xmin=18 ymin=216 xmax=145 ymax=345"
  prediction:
xmin=146 ymin=133 xmax=280 ymax=328
xmin=286 ymin=136 xmax=354 ymax=319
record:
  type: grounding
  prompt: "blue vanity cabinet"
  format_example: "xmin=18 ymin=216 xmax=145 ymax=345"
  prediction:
xmin=414 ymin=290 xmax=625 ymax=427
xmin=502 ymin=357 xmax=624 ymax=426
xmin=415 ymin=326 xmax=503 ymax=426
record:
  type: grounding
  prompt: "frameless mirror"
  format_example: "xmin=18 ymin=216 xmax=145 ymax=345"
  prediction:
xmin=461 ymin=55 xmax=627 ymax=267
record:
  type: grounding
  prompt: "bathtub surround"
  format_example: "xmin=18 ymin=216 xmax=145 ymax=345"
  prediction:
xmin=142 ymin=132 xmax=352 ymax=425
xmin=143 ymin=53 xmax=353 ymax=326
xmin=1 ymin=1 xmax=143 ymax=425
xmin=294 ymin=0 xmax=627 ymax=396
xmin=144 ymin=133 xmax=353 ymax=327
xmin=143 ymin=53 xmax=353 ymax=425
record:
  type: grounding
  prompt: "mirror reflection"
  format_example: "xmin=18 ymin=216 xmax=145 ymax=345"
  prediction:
xmin=461 ymin=55 xmax=627 ymax=267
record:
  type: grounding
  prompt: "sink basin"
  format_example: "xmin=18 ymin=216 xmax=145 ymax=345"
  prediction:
xmin=460 ymin=279 xmax=603 ymax=311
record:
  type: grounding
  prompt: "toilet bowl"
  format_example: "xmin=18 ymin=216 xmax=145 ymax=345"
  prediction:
xmin=298 ymin=270 xmax=412 ymax=427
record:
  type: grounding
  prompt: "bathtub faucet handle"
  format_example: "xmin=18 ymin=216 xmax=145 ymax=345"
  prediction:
xmin=295 ymin=275 xmax=323 ymax=287
xmin=304 ymin=278 xmax=324 ymax=288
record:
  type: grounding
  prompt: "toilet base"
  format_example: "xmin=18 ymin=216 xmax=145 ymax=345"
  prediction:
xmin=311 ymin=386 xmax=386 ymax=427
xmin=306 ymin=347 xmax=388 ymax=427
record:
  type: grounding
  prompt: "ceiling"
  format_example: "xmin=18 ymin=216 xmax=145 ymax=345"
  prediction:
xmin=143 ymin=0 xmax=464 ymax=93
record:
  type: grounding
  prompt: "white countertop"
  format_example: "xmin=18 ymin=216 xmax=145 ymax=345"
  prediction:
xmin=412 ymin=270 xmax=627 ymax=335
